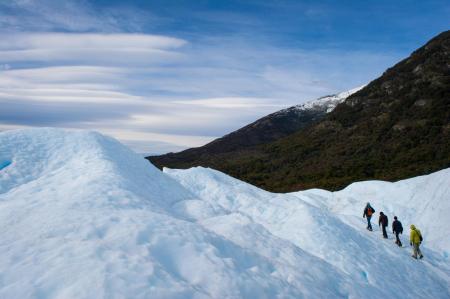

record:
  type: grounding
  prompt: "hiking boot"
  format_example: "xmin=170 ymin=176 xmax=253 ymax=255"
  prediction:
xmin=411 ymin=255 xmax=418 ymax=259
xmin=419 ymin=255 xmax=424 ymax=259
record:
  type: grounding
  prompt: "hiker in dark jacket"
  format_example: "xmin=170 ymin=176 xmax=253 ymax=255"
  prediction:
xmin=363 ymin=203 xmax=375 ymax=231
xmin=378 ymin=212 xmax=389 ymax=238
xmin=392 ymin=216 xmax=403 ymax=246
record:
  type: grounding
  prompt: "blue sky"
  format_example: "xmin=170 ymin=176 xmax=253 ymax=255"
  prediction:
xmin=0 ymin=0 xmax=449 ymax=154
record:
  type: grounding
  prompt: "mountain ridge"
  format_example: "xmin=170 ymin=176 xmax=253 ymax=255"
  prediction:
xmin=150 ymin=30 xmax=450 ymax=192
xmin=148 ymin=87 xmax=362 ymax=169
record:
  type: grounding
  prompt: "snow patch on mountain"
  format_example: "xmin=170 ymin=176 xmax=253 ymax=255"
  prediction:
xmin=277 ymin=85 xmax=365 ymax=116
xmin=0 ymin=128 xmax=449 ymax=299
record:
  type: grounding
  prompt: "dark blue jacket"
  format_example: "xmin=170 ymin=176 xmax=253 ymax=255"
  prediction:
xmin=392 ymin=220 xmax=403 ymax=233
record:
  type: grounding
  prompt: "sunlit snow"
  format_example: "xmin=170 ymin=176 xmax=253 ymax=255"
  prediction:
xmin=0 ymin=128 xmax=448 ymax=298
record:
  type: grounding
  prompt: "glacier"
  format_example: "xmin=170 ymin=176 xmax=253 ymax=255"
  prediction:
xmin=0 ymin=128 xmax=449 ymax=299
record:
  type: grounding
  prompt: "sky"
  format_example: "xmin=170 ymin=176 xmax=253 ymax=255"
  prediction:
xmin=0 ymin=0 xmax=449 ymax=154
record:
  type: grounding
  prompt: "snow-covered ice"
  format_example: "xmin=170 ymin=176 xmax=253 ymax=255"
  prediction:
xmin=0 ymin=128 xmax=449 ymax=298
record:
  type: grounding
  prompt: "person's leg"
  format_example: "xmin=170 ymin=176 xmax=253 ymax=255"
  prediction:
xmin=367 ymin=216 xmax=372 ymax=230
xmin=382 ymin=225 xmax=388 ymax=238
xmin=396 ymin=233 xmax=402 ymax=246
xmin=412 ymin=244 xmax=419 ymax=258
xmin=418 ymin=245 xmax=423 ymax=258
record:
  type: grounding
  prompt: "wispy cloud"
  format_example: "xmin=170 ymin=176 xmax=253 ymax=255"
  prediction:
xmin=173 ymin=97 xmax=286 ymax=109
xmin=0 ymin=0 xmax=155 ymax=33
xmin=0 ymin=33 xmax=187 ymax=66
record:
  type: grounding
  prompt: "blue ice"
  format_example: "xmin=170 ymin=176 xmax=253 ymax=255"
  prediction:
xmin=0 ymin=160 xmax=12 ymax=171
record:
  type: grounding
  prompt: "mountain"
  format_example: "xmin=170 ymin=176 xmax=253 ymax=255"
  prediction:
xmin=148 ymin=87 xmax=363 ymax=169
xmin=1 ymin=128 xmax=449 ymax=298
xmin=149 ymin=30 xmax=450 ymax=192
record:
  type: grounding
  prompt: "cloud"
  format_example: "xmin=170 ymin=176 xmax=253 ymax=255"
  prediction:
xmin=0 ymin=99 xmax=133 ymax=126
xmin=99 ymin=128 xmax=214 ymax=149
xmin=0 ymin=33 xmax=187 ymax=66
xmin=0 ymin=64 xmax=11 ymax=70
xmin=119 ymin=140 xmax=188 ymax=156
xmin=0 ymin=33 xmax=186 ymax=50
xmin=0 ymin=88 xmax=141 ymax=104
xmin=1 ymin=66 xmax=142 ymax=105
xmin=0 ymin=0 xmax=155 ymax=33
xmin=173 ymin=97 xmax=286 ymax=109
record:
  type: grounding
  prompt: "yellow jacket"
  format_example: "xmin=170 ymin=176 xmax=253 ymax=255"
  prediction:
xmin=410 ymin=225 xmax=422 ymax=245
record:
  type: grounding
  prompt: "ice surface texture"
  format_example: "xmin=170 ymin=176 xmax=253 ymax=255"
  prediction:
xmin=0 ymin=160 xmax=11 ymax=171
xmin=0 ymin=128 xmax=449 ymax=299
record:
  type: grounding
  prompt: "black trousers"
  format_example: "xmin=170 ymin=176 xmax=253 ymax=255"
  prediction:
xmin=381 ymin=225 xmax=388 ymax=238
xmin=394 ymin=232 xmax=402 ymax=246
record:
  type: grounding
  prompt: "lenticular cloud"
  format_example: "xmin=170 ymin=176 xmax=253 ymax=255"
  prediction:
xmin=0 ymin=33 xmax=187 ymax=64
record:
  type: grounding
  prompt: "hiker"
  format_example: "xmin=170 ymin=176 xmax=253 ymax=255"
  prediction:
xmin=410 ymin=225 xmax=424 ymax=259
xmin=378 ymin=212 xmax=389 ymax=238
xmin=363 ymin=203 xmax=375 ymax=231
xmin=392 ymin=216 xmax=403 ymax=246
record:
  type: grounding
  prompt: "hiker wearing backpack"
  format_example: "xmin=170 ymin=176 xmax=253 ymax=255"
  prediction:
xmin=363 ymin=203 xmax=375 ymax=231
xmin=410 ymin=225 xmax=424 ymax=259
xmin=392 ymin=216 xmax=403 ymax=247
xmin=378 ymin=212 xmax=389 ymax=238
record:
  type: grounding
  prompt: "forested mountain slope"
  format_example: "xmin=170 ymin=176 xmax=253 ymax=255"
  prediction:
xmin=151 ymin=30 xmax=450 ymax=192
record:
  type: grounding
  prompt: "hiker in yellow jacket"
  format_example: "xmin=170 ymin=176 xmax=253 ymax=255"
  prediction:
xmin=410 ymin=225 xmax=424 ymax=259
